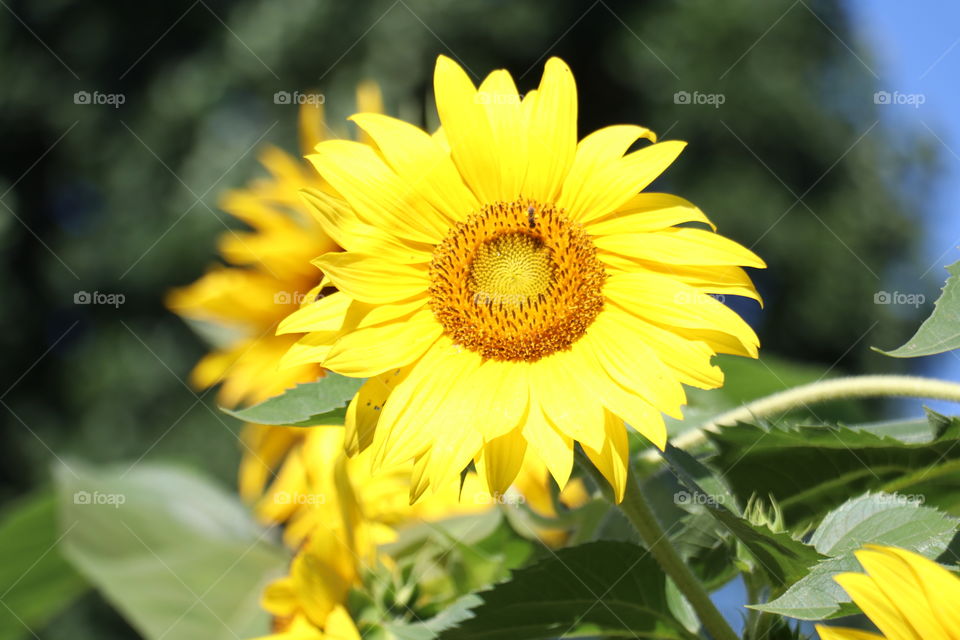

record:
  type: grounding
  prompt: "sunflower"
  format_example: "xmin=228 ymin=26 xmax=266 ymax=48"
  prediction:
xmin=816 ymin=545 xmax=960 ymax=640
xmin=256 ymin=535 xmax=361 ymax=640
xmin=281 ymin=55 xmax=763 ymax=502
xmin=254 ymin=425 xmax=490 ymax=551
xmin=167 ymin=83 xmax=383 ymax=503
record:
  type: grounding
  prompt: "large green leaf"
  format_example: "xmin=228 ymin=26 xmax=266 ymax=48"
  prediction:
xmin=54 ymin=461 xmax=288 ymax=640
xmin=706 ymin=413 xmax=960 ymax=523
xmin=753 ymin=492 xmax=958 ymax=620
xmin=0 ymin=491 xmax=88 ymax=640
xmin=222 ymin=373 xmax=364 ymax=426
xmin=660 ymin=445 xmax=823 ymax=588
xmin=878 ymin=260 xmax=960 ymax=357
xmin=437 ymin=541 xmax=698 ymax=640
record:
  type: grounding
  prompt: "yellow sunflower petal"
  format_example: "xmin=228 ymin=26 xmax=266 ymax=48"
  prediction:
xmin=476 ymin=428 xmax=528 ymax=495
xmin=433 ymin=55 xmax=501 ymax=203
xmin=581 ymin=412 xmax=630 ymax=502
xmin=619 ymin=313 xmax=725 ymax=390
xmin=325 ymin=604 xmax=362 ymax=640
xmin=607 ymin=259 xmax=762 ymax=306
xmin=564 ymin=140 xmax=687 ymax=225
xmin=301 ymin=188 xmax=433 ymax=263
xmin=280 ymin=333 xmax=335 ymax=370
xmin=815 ymin=626 xmax=885 ymax=640
xmin=521 ymin=394 xmax=575 ymax=489
xmin=595 ymin=227 xmax=766 ymax=269
xmin=350 ymin=112 xmax=478 ymax=220
xmin=574 ymin=334 xmax=670 ymax=449
xmin=372 ymin=339 xmax=481 ymax=469
xmin=853 ymin=547 xmax=950 ymax=640
xmin=585 ymin=192 xmax=714 ymax=233
xmin=585 ymin=311 xmax=687 ymax=416
xmin=260 ymin=576 xmax=297 ymax=617
xmin=313 ymin=252 xmax=429 ymax=305
xmin=522 ymin=57 xmax=577 ymax=203
xmin=426 ymin=424 xmax=484 ymax=496
xmin=323 ymin=308 xmax=442 ymax=377
xmin=277 ymin=291 xmax=351 ymax=335
xmin=834 ymin=572 xmax=923 ymax=640
xmin=344 ymin=367 xmax=406 ymax=457
xmin=869 ymin=545 xmax=960 ymax=634
xmin=558 ymin=125 xmax=657 ymax=218
xmin=463 ymin=359 xmax=530 ymax=441
xmin=307 ymin=139 xmax=448 ymax=243
xmin=345 ymin=297 xmax=429 ymax=331
xmin=530 ymin=350 xmax=606 ymax=452
xmin=477 ymin=69 xmax=526 ymax=200
xmin=408 ymin=450 xmax=432 ymax=504
xmin=605 ymin=272 xmax=760 ymax=358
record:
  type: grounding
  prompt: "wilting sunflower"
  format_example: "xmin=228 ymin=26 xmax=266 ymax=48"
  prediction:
xmin=816 ymin=545 xmax=960 ymax=640
xmin=167 ymin=83 xmax=383 ymax=503
xmin=281 ymin=55 xmax=763 ymax=501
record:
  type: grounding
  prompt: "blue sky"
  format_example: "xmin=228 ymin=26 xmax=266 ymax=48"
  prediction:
xmin=847 ymin=0 xmax=960 ymax=406
xmin=713 ymin=4 xmax=960 ymax=624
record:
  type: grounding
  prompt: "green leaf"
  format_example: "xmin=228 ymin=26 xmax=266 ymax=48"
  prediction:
xmin=0 ymin=491 xmax=88 ymax=640
xmin=706 ymin=412 xmax=960 ymax=524
xmin=753 ymin=492 xmax=959 ymax=620
xmin=383 ymin=594 xmax=483 ymax=640
xmin=54 ymin=461 xmax=288 ymax=640
xmin=222 ymin=373 xmax=365 ymax=426
xmin=437 ymin=541 xmax=698 ymax=640
xmin=877 ymin=260 xmax=960 ymax=357
xmin=659 ymin=445 xmax=823 ymax=588
xmin=705 ymin=507 xmax=823 ymax=587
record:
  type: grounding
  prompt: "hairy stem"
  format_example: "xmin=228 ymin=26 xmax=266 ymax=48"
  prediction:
xmin=644 ymin=374 xmax=960 ymax=461
xmin=576 ymin=451 xmax=739 ymax=640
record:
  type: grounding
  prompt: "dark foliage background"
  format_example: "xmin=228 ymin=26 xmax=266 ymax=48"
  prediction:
xmin=0 ymin=0 xmax=938 ymax=637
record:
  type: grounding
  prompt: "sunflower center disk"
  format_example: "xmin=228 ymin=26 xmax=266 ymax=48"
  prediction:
xmin=429 ymin=200 xmax=606 ymax=362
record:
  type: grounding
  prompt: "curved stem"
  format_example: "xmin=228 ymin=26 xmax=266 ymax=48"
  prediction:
xmin=576 ymin=451 xmax=739 ymax=640
xmin=644 ymin=375 xmax=960 ymax=461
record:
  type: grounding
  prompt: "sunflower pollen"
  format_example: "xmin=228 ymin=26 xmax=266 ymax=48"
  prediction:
xmin=429 ymin=200 xmax=606 ymax=362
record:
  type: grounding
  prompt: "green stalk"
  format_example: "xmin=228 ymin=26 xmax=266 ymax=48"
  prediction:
xmin=643 ymin=374 xmax=960 ymax=461
xmin=576 ymin=451 xmax=739 ymax=640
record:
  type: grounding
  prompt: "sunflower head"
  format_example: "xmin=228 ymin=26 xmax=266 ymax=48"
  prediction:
xmin=281 ymin=55 xmax=764 ymax=502
xmin=429 ymin=198 xmax=606 ymax=362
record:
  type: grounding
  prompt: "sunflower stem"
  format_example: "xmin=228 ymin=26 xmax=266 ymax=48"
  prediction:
xmin=643 ymin=374 xmax=960 ymax=462
xmin=576 ymin=451 xmax=739 ymax=640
